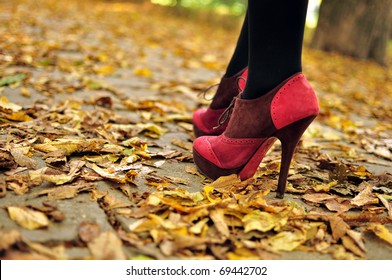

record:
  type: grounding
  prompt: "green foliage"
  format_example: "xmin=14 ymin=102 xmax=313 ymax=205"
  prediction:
xmin=151 ymin=0 xmax=247 ymax=16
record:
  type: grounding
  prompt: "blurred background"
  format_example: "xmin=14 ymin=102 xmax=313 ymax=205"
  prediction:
xmin=143 ymin=0 xmax=392 ymax=66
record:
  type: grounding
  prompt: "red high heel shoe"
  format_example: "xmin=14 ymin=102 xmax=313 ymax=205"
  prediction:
xmin=193 ymin=73 xmax=319 ymax=198
xmin=193 ymin=68 xmax=248 ymax=137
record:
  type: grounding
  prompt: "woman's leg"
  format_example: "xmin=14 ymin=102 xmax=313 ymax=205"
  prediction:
xmin=242 ymin=0 xmax=309 ymax=99
xmin=192 ymin=9 xmax=249 ymax=137
xmin=193 ymin=0 xmax=320 ymax=198
xmin=224 ymin=10 xmax=249 ymax=78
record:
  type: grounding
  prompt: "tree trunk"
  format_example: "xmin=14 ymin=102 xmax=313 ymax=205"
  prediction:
xmin=311 ymin=0 xmax=392 ymax=65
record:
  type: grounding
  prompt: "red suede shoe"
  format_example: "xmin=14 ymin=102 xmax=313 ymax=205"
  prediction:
xmin=193 ymin=68 xmax=248 ymax=137
xmin=193 ymin=73 xmax=319 ymax=198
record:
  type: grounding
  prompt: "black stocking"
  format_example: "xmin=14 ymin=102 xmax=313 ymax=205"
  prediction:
xmin=242 ymin=0 xmax=309 ymax=99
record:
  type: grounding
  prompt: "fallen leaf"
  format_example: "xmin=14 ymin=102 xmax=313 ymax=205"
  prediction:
xmin=302 ymin=193 xmax=338 ymax=204
xmin=0 ymin=96 xmax=22 ymax=112
xmin=10 ymin=147 xmax=37 ymax=169
xmin=0 ymin=230 xmax=22 ymax=250
xmin=133 ymin=68 xmax=153 ymax=77
xmin=79 ymin=221 xmax=101 ymax=243
xmin=347 ymin=230 xmax=366 ymax=252
xmin=351 ymin=182 xmax=378 ymax=207
xmin=0 ymin=73 xmax=25 ymax=87
xmin=25 ymin=242 xmax=67 ymax=260
xmin=325 ymin=198 xmax=352 ymax=213
xmin=203 ymin=186 xmax=219 ymax=203
xmin=341 ymin=235 xmax=365 ymax=258
xmin=367 ymin=223 xmax=392 ymax=246
xmin=242 ymin=210 xmax=288 ymax=233
xmin=376 ymin=194 xmax=392 ymax=218
xmin=210 ymin=208 xmax=229 ymax=237
xmin=329 ymin=215 xmax=349 ymax=241
xmin=8 ymin=206 xmax=49 ymax=230
xmin=268 ymin=229 xmax=307 ymax=251
xmin=87 ymin=231 xmax=126 ymax=260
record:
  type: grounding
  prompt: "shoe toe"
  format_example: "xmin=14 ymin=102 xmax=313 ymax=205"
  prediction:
xmin=193 ymin=136 xmax=221 ymax=167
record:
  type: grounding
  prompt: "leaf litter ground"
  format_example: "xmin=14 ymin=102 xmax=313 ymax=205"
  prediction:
xmin=0 ymin=0 xmax=391 ymax=260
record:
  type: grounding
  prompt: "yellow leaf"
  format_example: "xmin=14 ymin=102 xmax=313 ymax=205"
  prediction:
xmin=203 ymin=186 xmax=219 ymax=203
xmin=0 ymin=96 xmax=22 ymax=111
xmin=242 ymin=210 xmax=289 ymax=233
xmin=6 ymin=111 xmax=32 ymax=122
xmin=41 ymin=173 xmax=75 ymax=185
xmin=96 ymin=65 xmax=116 ymax=76
xmin=133 ymin=68 xmax=153 ymax=77
xmin=312 ymin=180 xmax=338 ymax=192
xmin=227 ymin=248 xmax=260 ymax=260
xmin=268 ymin=230 xmax=307 ymax=251
xmin=189 ymin=218 xmax=209 ymax=235
xmin=8 ymin=206 xmax=49 ymax=230
xmin=367 ymin=223 xmax=392 ymax=246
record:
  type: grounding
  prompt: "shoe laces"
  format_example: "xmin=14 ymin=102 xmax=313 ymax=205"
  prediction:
xmin=213 ymin=96 xmax=237 ymax=129
xmin=213 ymin=75 xmax=245 ymax=130
xmin=198 ymin=83 xmax=220 ymax=101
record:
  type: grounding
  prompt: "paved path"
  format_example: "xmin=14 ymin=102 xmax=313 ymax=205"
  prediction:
xmin=1 ymin=0 xmax=391 ymax=260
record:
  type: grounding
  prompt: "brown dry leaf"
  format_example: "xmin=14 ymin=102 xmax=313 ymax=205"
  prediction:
xmin=25 ymin=241 xmax=68 ymax=260
xmin=34 ymin=138 xmax=106 ymax=156
xmin=88 ymin=231 xmax=127 ymax=260
xmin=48 ymin=186 xmax=78 ymax=200
xmin=325 ymin=198 xmax=352 ymax=213
xmin=89 ymin=163 xmax=128 ymax=184
xmin=8 ymin=206 xmax=49 ymax=230
xmin=341 ymin=236 xmax=366 ymax=258
xmin=0 ymin=181 xmax=6 ymax=198
xmin=210 ymin=208 xmax=229 ymax=237
xmin=330 ymin=245 xmax=359 ymax=260
xmin=185 ymin=165 xmax=202 ymax=176
xmin=376 ymin=194 xmax=392 ymax=218
xmin=0 ymin=150 xmax=17 ymax=169
xmin=171 ymin=137 xmax=192 ymax=151
xmin=347 ymin=230 xmax=366 ymax=252
xmin=351 ymin=182 xmax=378 ymax=207
xmin=302 ymin=193 xmax=338 ymax=204
xmin=10 ymin=147 xmax=37 ymax=169
xmin=40 ymin=181 xmax=96 ymax=200
xmin=210 ymin=174 xmax=241 ymax=189
xmin=102 ymin=193 xmax=132 ymax=210
xmin=29 ymin=167 xmax=47 ymax=185
xmin=6 ymin=174 xmax=32 ymax=195
xmin=78 ymin=221 xmax=101 ymax=243
xmin=329 ymin=215 xmax=350 ymax=241
xmin=367 ymin=223 xmax=392 ymax=246
xmin=242 ymin=210 xmax=289 ymax=233
xmin=268 ymin=229 xmax=307 ymax=251
xmin=0 ymin=230 xmax=22 ymax=250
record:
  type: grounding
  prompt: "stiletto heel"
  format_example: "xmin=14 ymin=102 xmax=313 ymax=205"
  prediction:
xmin=275 ymin=115 xmax=317 ymax=198
xmin=193 ymin=73 xmax=320 ymax=198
